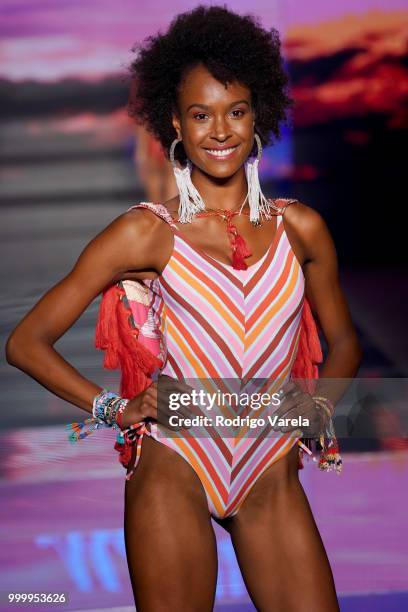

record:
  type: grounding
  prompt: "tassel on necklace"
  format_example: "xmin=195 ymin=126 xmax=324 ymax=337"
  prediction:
xmin=226 ymin=213 xmax=252 ymax=270
xmin=195 ymin=208 xmax=253 ymax=270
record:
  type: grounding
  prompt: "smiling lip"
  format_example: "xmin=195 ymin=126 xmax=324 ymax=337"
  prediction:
xmin=203 ymin=144 xmax=239 ymax=161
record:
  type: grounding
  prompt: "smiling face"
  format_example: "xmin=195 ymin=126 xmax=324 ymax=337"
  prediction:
xmin=172 ymin=63 xmax=256 ymax=180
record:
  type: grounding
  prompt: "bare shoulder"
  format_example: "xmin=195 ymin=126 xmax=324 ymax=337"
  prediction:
xmin=96 ymin=203 xmax=174 ymax=276
xmin=279 ymin=199 xmax=336 ymax=264
xmin=122 ymin=203 xmax=176 ymax=241
xmin=93 ymin=206 xmax=160 ymax=253
xmin=281 ymin=200 xmax=327 ymax=236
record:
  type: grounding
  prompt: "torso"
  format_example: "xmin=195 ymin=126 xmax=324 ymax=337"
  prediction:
xmin=124 ymin=200 xmax=306 ymax=383
xmin=122 ymin=199 xmax=309 ymax=521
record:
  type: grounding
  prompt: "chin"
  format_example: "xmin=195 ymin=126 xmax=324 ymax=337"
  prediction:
xmin=195 ymin=159 xmax=245 ymax=179
xmin=214 ymin=163 xmax=245 ymax=177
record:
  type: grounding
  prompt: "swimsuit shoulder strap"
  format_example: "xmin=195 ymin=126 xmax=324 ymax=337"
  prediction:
xmin=271 ymin=198 xmax=299 ymax=216
xmin=127 ymin=202 xmax=177 ymax=228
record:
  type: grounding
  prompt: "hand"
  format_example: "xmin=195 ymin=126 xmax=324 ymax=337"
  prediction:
xmin=120 ymin=374 xmax=196 ymax=431
xmin=271 ymin=381 xmax=329 ymax=436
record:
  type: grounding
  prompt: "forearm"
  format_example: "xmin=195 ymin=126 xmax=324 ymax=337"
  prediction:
xmin=313 ymin=336 xmax=363 ymax=411
xmin=6 ymin=338 xmax=103 ymax=414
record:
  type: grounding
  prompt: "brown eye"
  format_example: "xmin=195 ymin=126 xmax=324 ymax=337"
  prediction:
xmin=231 ymin=109 xmax=245 ymax=118
xmin=193 ymin=113 xmax=208 ymax=121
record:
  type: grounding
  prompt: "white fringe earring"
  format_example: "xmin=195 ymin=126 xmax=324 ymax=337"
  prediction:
xmin=169 ymin=138 xmax=205 ymax=223
xmin=244 ymin=133 xmax=280 ymax=226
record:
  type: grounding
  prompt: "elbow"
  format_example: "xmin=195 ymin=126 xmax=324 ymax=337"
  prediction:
xmin=5 ymin=331 xmax=31 ymax=367
xmin=5 ymin=332 xmax=22 ymax=366
xmin=6 ymin=327 xmax=52 ymax=368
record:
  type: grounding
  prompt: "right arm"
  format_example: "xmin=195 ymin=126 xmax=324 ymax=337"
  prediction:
xmin=5 ymin=209 xmax=168 ymax=418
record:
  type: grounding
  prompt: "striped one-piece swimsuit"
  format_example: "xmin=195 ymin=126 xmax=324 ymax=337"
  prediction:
xmin=128 ymin=201 xmax=305 ymax=519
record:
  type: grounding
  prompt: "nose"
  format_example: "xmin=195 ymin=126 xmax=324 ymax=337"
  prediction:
xmin=211 ymin=114 xmax=230 ymax=142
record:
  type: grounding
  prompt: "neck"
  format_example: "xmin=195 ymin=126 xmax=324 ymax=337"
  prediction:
xmin=190 ymin=164 xmax=248 ymax=211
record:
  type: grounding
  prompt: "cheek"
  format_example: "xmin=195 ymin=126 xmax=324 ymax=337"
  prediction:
xmin=236 ymin=116 xmax=254 ymax=137
xmin=187 ymin=123 xmax=208 ymax=143
xmin=182 ymin=115 xmax=203 ymax=129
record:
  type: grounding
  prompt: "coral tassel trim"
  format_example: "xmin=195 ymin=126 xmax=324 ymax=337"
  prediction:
xmin=93 ymin=281 xmax=162 ymax=469
xmin=95 ymin=283 xmax=162 ymax=398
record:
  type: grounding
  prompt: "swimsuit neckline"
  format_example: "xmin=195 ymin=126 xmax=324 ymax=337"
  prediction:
xmin=171 ymin=214 xmax=280 ymax=274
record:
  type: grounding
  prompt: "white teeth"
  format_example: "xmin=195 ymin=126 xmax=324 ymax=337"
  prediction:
xmin=206 ymin=147 xmax=236 ymax=157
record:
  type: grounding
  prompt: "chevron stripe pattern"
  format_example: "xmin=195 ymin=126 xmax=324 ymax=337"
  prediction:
xmin=129 ymin=202 xmax=305 ymax=519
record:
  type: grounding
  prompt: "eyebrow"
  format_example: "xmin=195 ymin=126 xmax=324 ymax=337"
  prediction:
xmin=186 ymin=99 xmax=250 ymax=112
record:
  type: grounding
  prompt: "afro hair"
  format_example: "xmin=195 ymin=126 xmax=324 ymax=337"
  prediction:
xmin=128 ymin=4 xmax=294 ymax=163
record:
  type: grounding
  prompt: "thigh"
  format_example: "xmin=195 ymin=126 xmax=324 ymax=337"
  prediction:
xmin=228 ymin=444 xmax=339 ymax=612
xmin=124 ymin=435 xmax=218 ymax=612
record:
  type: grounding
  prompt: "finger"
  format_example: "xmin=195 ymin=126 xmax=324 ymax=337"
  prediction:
xmin=156 ymin=389 xmax=192 ymax=420
xmin=301 ymin=408 xmax=323 ymax=437
xmin=278 ymin=406 xmax=316 ymax=432
xmin=143 ymin=393 xmax=160 ymax=418
xmin=144 ymin=383 xmax=158 ymax=401
xmin=157 ymin=380 xmax=195 ymax=417
xmin=155 ymin=404 xmax=186 ymax=431
xmin=272 ymin=397 xmax=311 ymax=430
xmin=279 ymin=426 xmax=302 ymax=434
xmin=278 ymin=380 xmax=302 ymax=399
xmin=277 ymin=420 xmax=304 ymax=433
xmin=273 ymin=418 xmax=301 ymax=433
xmin=275 ymin=390 xmax=314 ymax=416
xmin=272 ymin=396 xmax=299 ymax=418
xmin=156 ymin=394 xmax=195 ymax=429
xmin=278 ymin=380 xmax=295 ymax=394
xmin=159 ymin=375 xmax=194 ymax=394
xmin=160 ymin=405 xmax=190 ymax=427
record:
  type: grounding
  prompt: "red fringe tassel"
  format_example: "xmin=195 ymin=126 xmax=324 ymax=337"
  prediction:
xmin=95 ymin=283 xmax=162 ymax=469
xmin=231 ymin=233 xmax=253 ymax=270
xmin=95 ymin=283 xmax=162 ymax=399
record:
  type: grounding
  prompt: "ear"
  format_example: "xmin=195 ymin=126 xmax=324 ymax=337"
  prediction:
xmin=172 ymin=113 xmax=182 ymax=140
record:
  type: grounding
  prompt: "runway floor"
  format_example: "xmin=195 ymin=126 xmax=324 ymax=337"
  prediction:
xmin=0 ymin=425 xmax=407 ymax=611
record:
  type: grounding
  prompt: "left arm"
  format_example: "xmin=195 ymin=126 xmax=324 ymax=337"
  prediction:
xmin=275 ymin=202 xmax=363 ymax=427
xmin=296 ymin=202 xmax=362 ymax=381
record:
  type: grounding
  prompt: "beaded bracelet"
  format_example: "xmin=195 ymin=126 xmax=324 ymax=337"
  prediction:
xmin=92 ymin=388 xmax=129 ymax=428
xmin=312 ymin=395 xmax=334 ymax=416
xmin=66 ymin=389 xmax=130 ymax=443
xmin=312 ymin=395 xmax=333 ymax=434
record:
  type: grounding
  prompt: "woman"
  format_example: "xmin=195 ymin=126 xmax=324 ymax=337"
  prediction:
xmin=6 ymin=6 xmax=362 ymax=611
